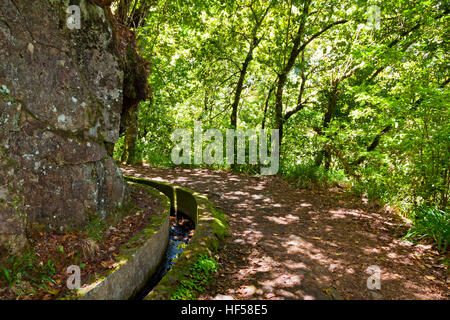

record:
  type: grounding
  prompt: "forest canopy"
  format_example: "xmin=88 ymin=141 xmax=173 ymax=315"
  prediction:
xmin=113 ymin=0 xmax=449 ymax=250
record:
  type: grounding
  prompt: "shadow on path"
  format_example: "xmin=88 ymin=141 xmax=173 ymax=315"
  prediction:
xmin=122 ymin=165 xmax=449 ymax=300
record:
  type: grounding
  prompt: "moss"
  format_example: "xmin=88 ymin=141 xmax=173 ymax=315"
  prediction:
xmin=61 ymin=183 xmax=170 ymax=300
xmin=6 ymin=186 xmax=26 ymax=224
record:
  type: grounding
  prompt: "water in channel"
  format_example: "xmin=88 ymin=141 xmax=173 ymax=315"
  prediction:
xmin=133 ymin=212 xmax=195 ymax=300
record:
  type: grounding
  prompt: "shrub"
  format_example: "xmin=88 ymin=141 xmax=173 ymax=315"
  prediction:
xmin=405 ymin=205 xmax=450 ymax=253
xmin=282 ymin=161 xmax=347 ymax=189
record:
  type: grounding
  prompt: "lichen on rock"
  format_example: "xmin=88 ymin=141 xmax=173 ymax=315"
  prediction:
xmin=0 ymin=0 xmax=129 ymax=252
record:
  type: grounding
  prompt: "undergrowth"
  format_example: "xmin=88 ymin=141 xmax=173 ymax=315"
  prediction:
xmin=171 ymin=255 xmax=219 ymax=300
xmin=281 ymin=161 xmax=347 ymax=189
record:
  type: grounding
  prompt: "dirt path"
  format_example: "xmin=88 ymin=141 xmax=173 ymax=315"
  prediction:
xmin=122 ymin=165 xmax=449 ymax=300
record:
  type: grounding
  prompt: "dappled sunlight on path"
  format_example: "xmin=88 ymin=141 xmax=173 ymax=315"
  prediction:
xmin=122 ymin=165 xmax=449 ymax=300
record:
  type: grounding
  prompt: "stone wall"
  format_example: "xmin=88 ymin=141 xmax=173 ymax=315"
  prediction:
xmin=0 ymin=0 xmax=128 ymax=251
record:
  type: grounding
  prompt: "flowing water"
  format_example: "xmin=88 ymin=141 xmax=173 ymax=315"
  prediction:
xmin=134 ymin=212 xmax=195 ymax=300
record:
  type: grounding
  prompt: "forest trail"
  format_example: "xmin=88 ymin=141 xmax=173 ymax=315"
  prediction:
xmin=121 ymin=165 xmax=449 ymax=300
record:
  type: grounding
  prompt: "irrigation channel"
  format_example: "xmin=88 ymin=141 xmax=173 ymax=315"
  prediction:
xmin=134 ymin=212 xmax=195 ymax=300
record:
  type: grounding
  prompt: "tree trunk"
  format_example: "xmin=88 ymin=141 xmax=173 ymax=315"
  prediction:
xmin=262 ymin=86 xmax=274 ymax=129
xmin=230 ymin=4 xmax=270 ymax=129
xmin=315 ymin=84 xmax=339 ymax=169
xmin=274 ymin=1 xmax=311 ymax=144
xmin=229 ymin=4 xmax=271 ymax=168
xmin=230 ymin=48 xmax=254 ymax=129
xmin=230 ymin=47 xmax=254 ymax=170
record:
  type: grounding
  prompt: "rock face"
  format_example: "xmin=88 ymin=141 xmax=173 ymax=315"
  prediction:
xmin=0 ymin=0 xmax=128 ymax=251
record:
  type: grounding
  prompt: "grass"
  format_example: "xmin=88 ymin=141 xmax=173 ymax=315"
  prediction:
xmin=171 ymin=255 xmax=219 ymax=300
xmin=85 ymin=215 xmax=107 ymax=243
xmin=281 ymin=161 xmax=347 ymax=189
xmin=404 ymin=205 xmax=450 ymax=253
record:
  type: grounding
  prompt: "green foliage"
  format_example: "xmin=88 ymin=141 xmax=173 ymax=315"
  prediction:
xmin=113 ymin=135 xmax=125 ymax=161
xmin=171 ymin=255 xmax=218 ymax=300
xmin=85 ymin=215 xmax=107 ymax=243
xmin=282 ymin=160 xmax=347 ymax=189
xmin=116 ymin=0 xmax=448 ymax=251
xmin=405 ymin=206 xmax=450 ymax=253
xmin=350 ymin=176 xmax=394 ymax=204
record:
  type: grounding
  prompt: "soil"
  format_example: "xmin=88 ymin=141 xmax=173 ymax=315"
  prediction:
xmin=0 ymin=183 xmax=162 ymax=300
xmin=121 ymin=164 xmax=450 ymax=300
